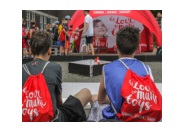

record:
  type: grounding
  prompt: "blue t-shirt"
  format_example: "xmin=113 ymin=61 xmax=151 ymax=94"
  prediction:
xmin=103 ymin=58 xmax=153 ymax=120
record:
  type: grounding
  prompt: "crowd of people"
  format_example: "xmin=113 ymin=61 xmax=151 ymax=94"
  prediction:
xmin=22 ymin=18 xmax=39 ymax=58
xmin=22 ymin=15 xmax=77 ymax=58
xmin=22 ymin=10 xmax=162 ymax=122
xmin=23 ymin=11 xmax=96 ymax=59
xmin=22 ymin=10 xmax=98 ymax=58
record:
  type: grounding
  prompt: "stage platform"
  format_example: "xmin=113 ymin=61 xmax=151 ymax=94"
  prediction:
xmin=68 ymin=59 xmax=110 ymax=76
xmin=22 ymin=53 xmax=162 ymax=64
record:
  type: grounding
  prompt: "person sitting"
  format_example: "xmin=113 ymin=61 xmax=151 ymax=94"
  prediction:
xmin=22 ymin=31 xmax=92 ymax=122
xmin=88 ymin=26 xmax=156 ymax=122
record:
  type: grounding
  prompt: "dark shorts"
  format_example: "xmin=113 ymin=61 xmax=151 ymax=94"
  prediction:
xmin=56 ymin=95 xmax=86 ymax=122
xmin=85 ymin=36 xmax=93 ymax=45
xmin=58 ymin=41 xmax=65 ymax=47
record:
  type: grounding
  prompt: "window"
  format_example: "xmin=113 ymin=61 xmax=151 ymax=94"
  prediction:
xmin=40 ymin=16 xmax=43 ymax=30
xmin=26 ymin=11 xmax=30 ymax=28
xmin=44 ymin=16 xmax=47 ymax=30
xmin=51 ymin=18 xmax=55 ymax=24
xmin=31 ymin=12 xmax=35 ymax=20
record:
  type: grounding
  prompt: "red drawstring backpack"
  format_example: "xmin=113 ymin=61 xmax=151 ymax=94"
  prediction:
xmin=111 ymin=60 xmax=162 ymax=122
xmin=22 ymin=62 xmax=55 ymax=122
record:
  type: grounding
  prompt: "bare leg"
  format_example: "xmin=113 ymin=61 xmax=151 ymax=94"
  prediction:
xmin=60 ymin=46 xmax=64 ymax=55
xmin=89 ymin=44 xmax=95 ymax=56
xmin=88 ymin=45 xmax=91 ymax=54
xmin=23 ymin=48 xmax=27 ymax=57
xmin=74 ymin=88 xmax=92 ymax=107
xmin=90 ymin=94 xmax=98 ymax=105
xmin=69 ymin=44 xmax=72 ymax=53
xmin=65 ymin=48 xmax=68 ymax=55
xmin=83 ymin=46 xmax=86 ymax=56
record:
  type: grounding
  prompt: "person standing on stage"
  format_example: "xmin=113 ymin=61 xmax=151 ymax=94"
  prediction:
xmin=78 ymin=10 xmax=94 ymax=56
xmin=58 ymin=15 xmax=71 ymax=56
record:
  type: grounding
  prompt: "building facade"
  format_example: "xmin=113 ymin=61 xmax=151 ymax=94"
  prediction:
xmin=22 ymin=10 xmax=75 ymax=30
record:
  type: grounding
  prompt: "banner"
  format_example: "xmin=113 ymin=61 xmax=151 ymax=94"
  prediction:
xmin=69 ymin=10 xmax=162 ymax=53
xmin=80 ymin=15 xmax=144 ymax=52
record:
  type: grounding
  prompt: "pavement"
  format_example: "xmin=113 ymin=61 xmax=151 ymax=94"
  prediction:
xmin=52 ymin=48 xmax=162 ymax=83
xmin=54 ymin=61 xmax=162 ymax=83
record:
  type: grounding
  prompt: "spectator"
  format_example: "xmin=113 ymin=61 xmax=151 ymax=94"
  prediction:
xmin=156 ymin=11 xmax=162 ymax=30
xmin=78 ymin=10 xmax=94 ymax=56
xmin=22 ymin=31 xmax=92 ymax=122
xmin=87 ymin=26 xmax=154 ymax=121
xmin=27 ymin=20 xmax=39 ymax=58
xmin=46 ymin=24 xmax=51 ymax=32
xmin=22 ymin=18 xmax=28 ymax=58
xmin=28 ymin=20 xmax=39 ymax=39
xmin=46 ymin=24 xmax=53 ymax=39
xmin=52 ymin=20 xmax=59 ymax=45
xmin=58 ymin=16 xmax=71 ymax=56
xmin=58 ymin=18 xmax=65 ymax=35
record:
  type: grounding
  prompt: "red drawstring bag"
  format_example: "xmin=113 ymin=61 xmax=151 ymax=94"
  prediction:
xmin=111 ymin=60 xmax=162 ymax=122
xmin=22 ymin=62 xmax=54 ymax=122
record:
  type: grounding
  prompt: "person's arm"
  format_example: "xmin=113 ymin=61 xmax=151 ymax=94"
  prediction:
xmin=98 ymin=72 xmax=110 ymax=104
xmin=29 ymin=29 xmax=32 ymax=38
xmin=55 ymin=65 xmax=63 ymax=106
xmin=78 ymin=27 xmax=84 ymax=32
xmin=56 ymin=93 xmax=63 ymax=106
xmin=63 ymin=28 xmax=70 ymax=37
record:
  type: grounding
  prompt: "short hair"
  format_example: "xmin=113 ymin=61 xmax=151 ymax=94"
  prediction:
xmin=30 ymin=31 xmax=53 ymax=56
xmin=30 ymin=20 xmax=36 ymax=25
xmin=84 ymin=10 xmax=90 ymax=13
xmin=116 ymin=26 xmax=140 ymax=55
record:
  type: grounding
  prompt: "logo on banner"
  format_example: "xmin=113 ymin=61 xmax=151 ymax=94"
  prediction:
xmin=110 ymin=17 xmax=135 ymax=36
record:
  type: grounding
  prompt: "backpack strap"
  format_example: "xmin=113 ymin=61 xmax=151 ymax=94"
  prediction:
xmin=51 ymin=108 xmax=59 ymax=122
xmin=22 ymin=64 xmax=31 ymax=75
xmin=23 ymin=61 xmax=50 ymax=75
xmin=41 ymin=61 xmax=50 ymax=73
xmin=140 ymin=61 xmax=149 ymax=75
xmin=111 ymin=102 xmax=118 ymax=114
xmin=109 ymin=59 xmax=129 ymax=115
xmin=119 ymin=59 xmax=129 ymax=69
xmin=119 ymin=59 xmax=149 ymax=75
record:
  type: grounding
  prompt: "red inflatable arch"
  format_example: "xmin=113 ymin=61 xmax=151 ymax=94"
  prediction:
xmin=68 ymin=10 xmax=162 ymax=53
